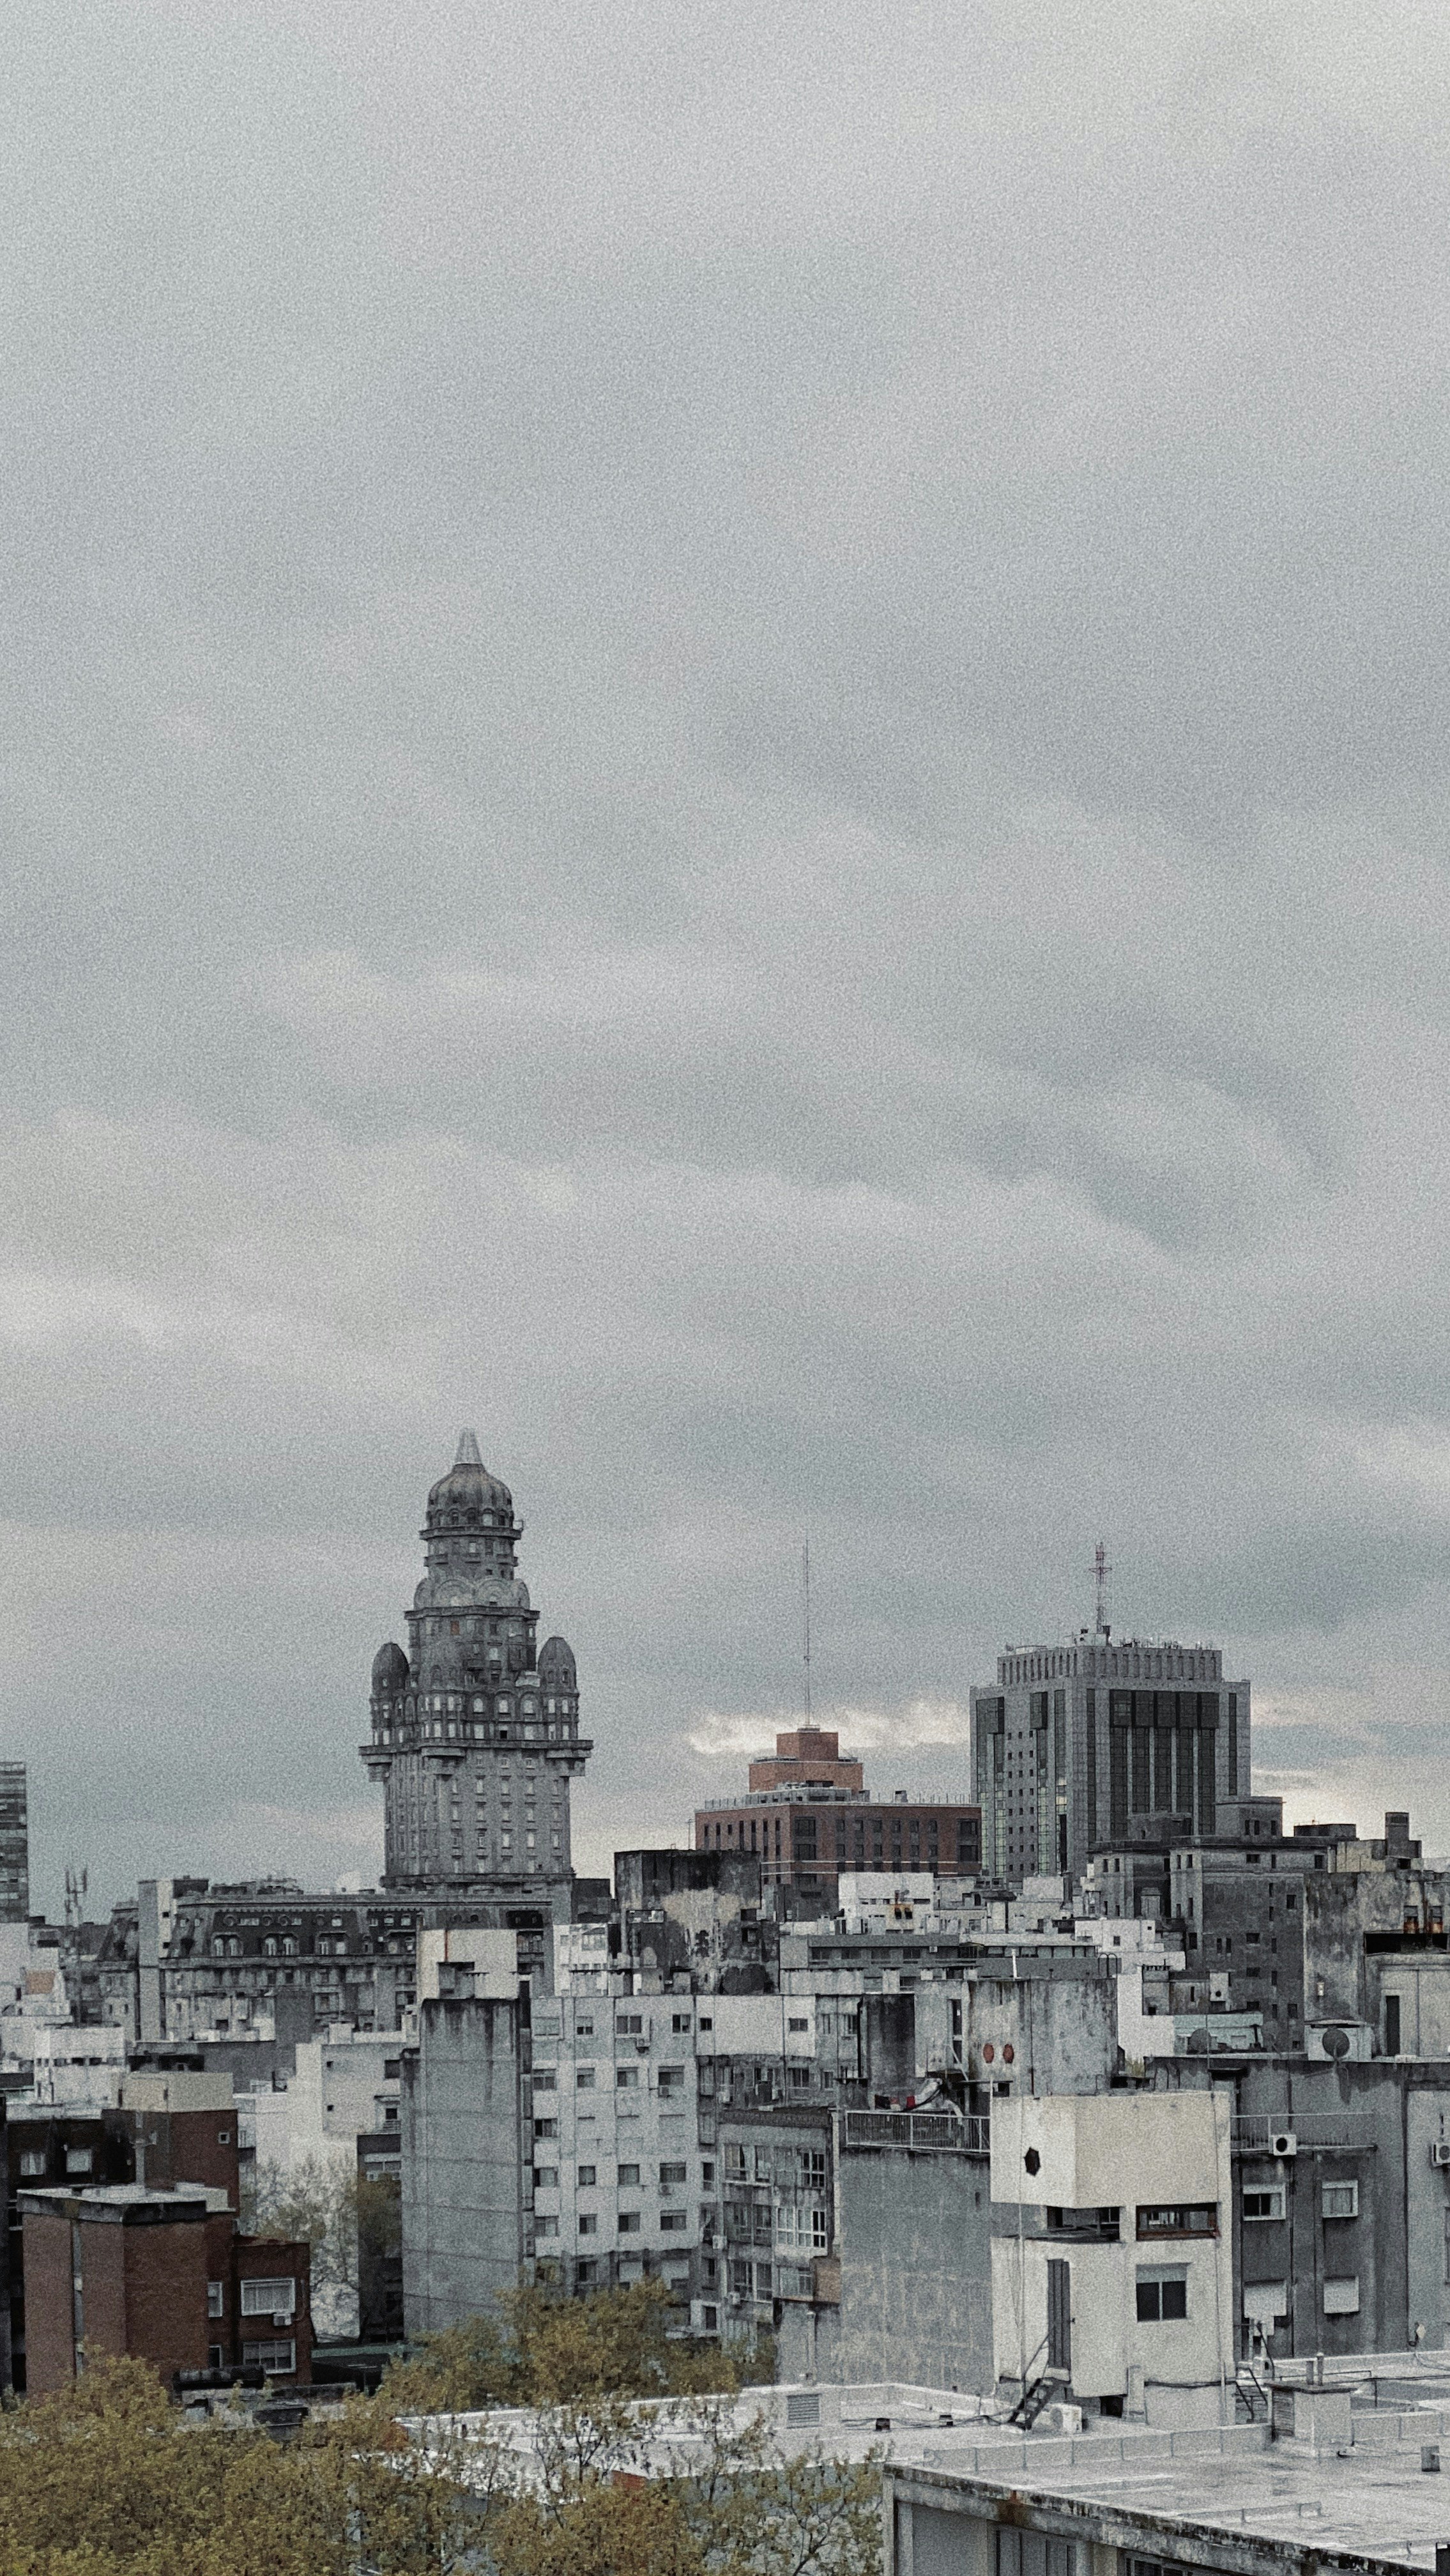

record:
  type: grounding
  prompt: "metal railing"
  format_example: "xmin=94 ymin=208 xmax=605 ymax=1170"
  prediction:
xmin=1232 ymin=2112 xmax=1377 ymax=2153
xmin=843 ymin=2109 xmax=988 ymax=2154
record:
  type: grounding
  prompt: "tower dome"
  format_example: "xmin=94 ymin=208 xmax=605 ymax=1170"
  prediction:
xmin=371 ymin=1639 xmax=409 ymax=1692
xmin=539 ymin=1636 xmax=577 ymax=1689
xmin=425 ymin=1427 xmax=514 ymax=1528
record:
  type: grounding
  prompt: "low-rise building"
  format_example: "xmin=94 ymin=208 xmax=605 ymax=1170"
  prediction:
xmin=18 ymin=2184 xmax=312 ymax=2393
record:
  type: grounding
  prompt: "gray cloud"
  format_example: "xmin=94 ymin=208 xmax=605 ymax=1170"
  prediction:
xmin=6 ymin=2 xmax=1450 ymax=1905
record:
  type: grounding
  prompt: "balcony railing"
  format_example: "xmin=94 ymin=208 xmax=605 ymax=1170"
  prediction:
xmin=843 ymin=2110 xmax=988 ymax=2154
xmin=1232 ymin=2112 xmax=1377 ymax=2154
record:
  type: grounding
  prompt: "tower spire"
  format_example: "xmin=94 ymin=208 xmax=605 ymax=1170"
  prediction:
xmin=802 ymin=1537 xmax=811 ymax=1721
xmin=455 ymin=1427 xmax=483 ymax=1467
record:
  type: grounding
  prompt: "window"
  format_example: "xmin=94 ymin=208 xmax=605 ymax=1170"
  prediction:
xmin=788 ymin=2017 xmax=809 ymax=2034
xmin=241 ymin=2277 xmax=296 ymax=2320
xmin=1324 ymin=2276 xmax=1360 ymax=2315
xmin=18 ymin=2151 xmax=44 ymax=2178
xmin=535 ymin=2216 xmax=559 ymax=2238
xmin=1136 ymin=2204 xmax=1217 ymax=2237
xmin=534 ymin=2119 xmax=558 ymax=2141
xmin=534 ymin=2166 xmax=558 ymax=2190
xmin=65 ymin=2149 xmax=93 ymax=2177
xmin=657 ymin=2066 xmax=683 ymax=2096
xmin=576 ymin=2020 xmax=594 ymax=2039
xmin=242 ymin=2338 xmax=296 ymax=2375
xmin=576 ymin=2067 xmax=595 ymax=2090
xmin=616 ymin=2067 xmax=638 ymax=2090
xmin=1136 ymin=2268 xmax=1187 ymax=2322
xmin=618 ymin=2162 xmax=640 ymax=2186
xmin=672 ymin=2013 xmax=691 ymax=2033
xmin=1322 ymin=2181 xmax=1359 ymax=2220
xmin=578 ymin=2213 xmax=598 ymax=2237
xmin=532 ymin=2067 xmax=557 ymax=2091
xmin=578 ymin=2165 xmax=597 ymax=2188
xmin=617 ymin=2013 xmax=644 ymax=2035
xmin=660 ymin=2161 xmax=687 ymax=2185
xmin=207 ymin=2281 xmax=225 ymax=2319
xmin=1242 ymin=2281 xmax=1288 ymax=2331
xmin=1243 ymin=2186 xmax=1286 ymax=2222
xmin=618 ymin=2211 xmax=641 ymax=2235
xmin=660 ymin=2211 xmax=689 ymax=2232
xmin=724 ymin=2143 xmax=745 ymax=2177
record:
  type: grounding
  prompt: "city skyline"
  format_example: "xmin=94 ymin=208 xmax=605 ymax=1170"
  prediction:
xmin=3 ymin=1410 xmax=1430 ymax=1915
xmin=10 ymin=9 xmax=1450 ymax=1911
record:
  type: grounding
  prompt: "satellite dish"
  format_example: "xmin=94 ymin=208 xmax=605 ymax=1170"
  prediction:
xmin=1323 ymin=2025 xmax=1351 ymax=2060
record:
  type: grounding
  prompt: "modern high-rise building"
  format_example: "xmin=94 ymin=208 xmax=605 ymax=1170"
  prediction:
xmin=0 ymin=1765 xmax=29 ymax=1920
xmin=361 ymin=1432 xmax=591 ymax=1906
xmin=970 ymin=1636 xmax=1251 ymax=1888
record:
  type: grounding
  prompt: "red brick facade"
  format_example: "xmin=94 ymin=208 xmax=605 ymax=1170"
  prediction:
xmin=19 ymin=2191 xmax=311 ymax=2396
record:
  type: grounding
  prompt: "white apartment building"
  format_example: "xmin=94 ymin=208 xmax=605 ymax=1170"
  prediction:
xmin=991 ymin=2087 xmax=1234 ymax=2426
xmin=528 ymin=1990 xmax=712 ymax=2322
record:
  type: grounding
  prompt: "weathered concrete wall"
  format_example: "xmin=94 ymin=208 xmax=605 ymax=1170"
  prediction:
xmin=837 ymin=2145 xmax=993 ymax=2393
xmin=1232 ymin=2057 xmax=1450 ymax=2361
xmin=401 ymin=1997 xmax=524 ymax=2335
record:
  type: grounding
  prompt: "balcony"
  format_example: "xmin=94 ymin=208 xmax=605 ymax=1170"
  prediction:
xmin=843 ymin=2110 xmax=988 ymax=2154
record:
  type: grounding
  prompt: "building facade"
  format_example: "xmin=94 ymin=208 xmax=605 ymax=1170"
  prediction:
xmin=362 ymin=1432 xmax=590 ymax=1905
xmin=695 ymin=1728 xmax=981 ymax=1908
xmin=972 ymin=1636 xmax=1251 ymax=1889
xmin=19 ymin=2185 xmax=312 ymax=2394
xmin=0 ymin=1766 xmax=27 ymax=1921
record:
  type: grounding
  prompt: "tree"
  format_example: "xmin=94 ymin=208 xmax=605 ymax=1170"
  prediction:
xmin=382 ymin=2275 xmax=759 ymax=2413
xmin=0 ymin=2290 xmax=879 ymax=2576
xmin=245 ymin=2154 xmax=362 ymax=2301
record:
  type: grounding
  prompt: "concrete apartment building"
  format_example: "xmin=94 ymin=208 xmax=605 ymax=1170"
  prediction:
xmin=694 ymin=1726 xmax=981 ymax=1908
xmin=0 ymin=1764 xmax=27 ymax=1921
xmin=972 ymin=1634 xmax=1251 ymax=1888
xmin=991 ymin=2089 xmax=1235 ymax=2425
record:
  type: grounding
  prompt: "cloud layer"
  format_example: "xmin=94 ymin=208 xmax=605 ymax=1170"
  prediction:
xmin=7 ymin=3 xmax=1450 ymax=1904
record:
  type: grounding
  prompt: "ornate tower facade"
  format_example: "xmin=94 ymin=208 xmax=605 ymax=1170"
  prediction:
xmin=362 ymin=1431 xmax=590 ymax=1898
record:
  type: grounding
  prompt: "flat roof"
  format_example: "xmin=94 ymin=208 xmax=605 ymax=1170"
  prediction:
xmin=880 ymin=2389 xmax=1450 ymax=2575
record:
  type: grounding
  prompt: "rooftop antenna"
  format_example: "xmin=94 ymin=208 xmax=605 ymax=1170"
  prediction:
xmin=802 ymin=1538 xmax=812 ymax=1722
xmin=1092 ymin=1539 xmax=1112 ymax=1637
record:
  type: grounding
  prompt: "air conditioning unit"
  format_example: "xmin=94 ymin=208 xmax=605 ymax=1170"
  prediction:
xmin=1430 ymin=2142 xmax=1450 ymax=2168
xmin=1270 ymin=2131 xmax=1297 ymax=2159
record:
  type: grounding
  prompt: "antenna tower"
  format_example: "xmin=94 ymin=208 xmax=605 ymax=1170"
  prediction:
xmin=802 ymin=1538 xmax=811 ymax=1721
xmin=1092 ymin=1540 xmax=1112 ymax=1637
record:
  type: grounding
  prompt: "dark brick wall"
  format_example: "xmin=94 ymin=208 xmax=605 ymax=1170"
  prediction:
xmin=119 ymin=2216 xmax=208 ymax=2379
xmin=233 ymin=2235 xmax=312 ymax=2380
xmin=20 ymin=2211 xmax=73 ymax=2396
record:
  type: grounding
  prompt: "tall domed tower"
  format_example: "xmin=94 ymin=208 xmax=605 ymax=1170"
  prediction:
xmin=362 ymin=1431 xmax=591 ymax=1897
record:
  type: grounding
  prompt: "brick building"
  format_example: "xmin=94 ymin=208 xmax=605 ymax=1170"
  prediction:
xmin=694 ymin=1728 xmax=980 ymax=1907
xmin=19 ymin=2186 xmax=312 ymax=2394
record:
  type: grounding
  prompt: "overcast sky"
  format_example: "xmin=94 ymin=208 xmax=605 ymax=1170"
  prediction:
xmin=10 ymin=3 xmax=1450 ymax=1912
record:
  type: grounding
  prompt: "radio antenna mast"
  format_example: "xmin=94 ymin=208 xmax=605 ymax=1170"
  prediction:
xmin=802 ymin=1538 xmax=812 ymax=1721
xmin=1092 ymin=1539 xmax=1112 ymax=1637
